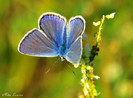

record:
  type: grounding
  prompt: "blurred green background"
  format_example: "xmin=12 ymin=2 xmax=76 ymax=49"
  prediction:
xmin=0 ymin=0 xmax=133 ymax=98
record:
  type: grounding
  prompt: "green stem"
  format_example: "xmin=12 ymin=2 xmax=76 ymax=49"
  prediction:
xmin=96 ymin=15 xmax=105 ymax=44
xmin=80 ymin=15 xmax=106 ymax=98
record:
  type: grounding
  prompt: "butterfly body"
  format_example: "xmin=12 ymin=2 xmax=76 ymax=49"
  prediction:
xmin=18 ymin=12 xmax=85 ymax=67
xmin=58 ymin=43 xmax=66 ymax=56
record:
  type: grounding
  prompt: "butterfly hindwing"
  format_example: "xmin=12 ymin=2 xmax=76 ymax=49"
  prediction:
xmin=65 ymin=16 xmax=85 ymax=64
xmin=39 ymin=12 xmax=67 ymax=47
xmin=67 ymin=16 xmax=85 ymax=49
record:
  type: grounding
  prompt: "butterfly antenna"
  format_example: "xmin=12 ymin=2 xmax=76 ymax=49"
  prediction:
xmin=65 ymin=62 xmax=76 ymax=76
xmin=45 ymin=57 xmax=60 ymax=74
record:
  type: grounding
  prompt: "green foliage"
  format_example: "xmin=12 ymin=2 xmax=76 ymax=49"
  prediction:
xmin=80 ymin=13 xmax=115 ymax=98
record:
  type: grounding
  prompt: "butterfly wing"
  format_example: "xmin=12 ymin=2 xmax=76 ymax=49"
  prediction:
xmin=65 ymin=36 xmax=82 ymax=65
xmin=39 ymin=12 xmax=67 ymax=48
xmin=65 ymin=16 xmax=85 ymax=65
xmin=18 ymin=12 xmax=67 ymax=57
xmin=18 ymin=29 xmax=58 ymax=57
xmin=67 ymin=16 xmax=85 ymax=49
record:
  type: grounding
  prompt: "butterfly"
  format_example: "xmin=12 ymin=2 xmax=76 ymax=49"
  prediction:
xmin=18 ymin=12 xmax=85 ymax=67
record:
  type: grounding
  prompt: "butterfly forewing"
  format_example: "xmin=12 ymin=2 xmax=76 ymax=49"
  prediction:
xmin=18 ymin=29 xmax=58 ymax=57
xmin=65 ymin=36 xmax=82 ymax=64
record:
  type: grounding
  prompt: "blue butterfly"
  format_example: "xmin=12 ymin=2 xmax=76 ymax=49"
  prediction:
xmin=18 ymin=12 xmax=85 ymax=67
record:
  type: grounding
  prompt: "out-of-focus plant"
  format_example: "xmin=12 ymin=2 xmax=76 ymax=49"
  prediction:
xmin=79 ymin=12 xmax=116 ymax=98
